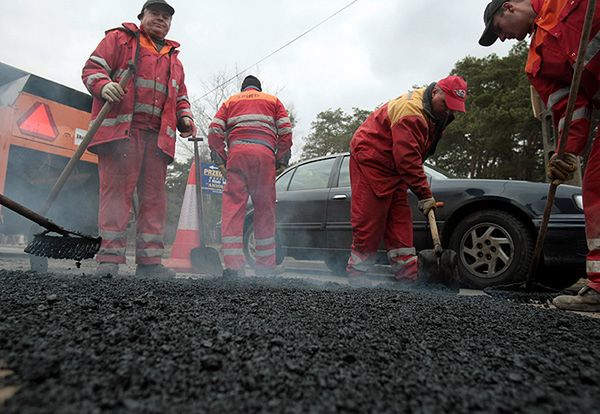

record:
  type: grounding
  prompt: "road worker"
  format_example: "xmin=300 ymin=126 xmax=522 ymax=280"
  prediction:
xmin=208 ymin=76 xmax=293 ymax=278
xmin=82 ymin=0 xmax=196 ymax=278
xmin=479 ymin=0 xmax=600 ymax=312
xmin=346 ymin=76 xmax=468 ymax=282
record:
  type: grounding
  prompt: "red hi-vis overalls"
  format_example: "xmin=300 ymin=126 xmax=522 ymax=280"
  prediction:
xmin=347 ymin=85 xmax=446 ymax=281
xmin=525 ymin=0 xmax=600 ymax=292
xmin=208 ymin=89 xmax=292 ymax=272
xmin=82 ymin=23 xmax=193 ymax=265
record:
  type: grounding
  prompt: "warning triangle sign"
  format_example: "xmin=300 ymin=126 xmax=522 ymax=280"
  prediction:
xmin=17 ymin=102 xmax=59 ymax=141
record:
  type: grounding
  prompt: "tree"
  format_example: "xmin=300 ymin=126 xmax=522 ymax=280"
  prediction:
xmin=432 ymin=41 xmax=544 ymax=180
xmin=300 ymin=107 xmax=370 ymax=160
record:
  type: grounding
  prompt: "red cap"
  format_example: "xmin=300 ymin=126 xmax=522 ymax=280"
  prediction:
xmin=437 ymin=75 xmax=468 ymax=113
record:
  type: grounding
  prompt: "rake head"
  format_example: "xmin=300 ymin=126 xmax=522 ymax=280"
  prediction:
xmin=25 ymin=232 xmax=101 ymax=261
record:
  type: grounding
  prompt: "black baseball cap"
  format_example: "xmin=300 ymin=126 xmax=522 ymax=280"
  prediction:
xmin=138 ymin=0 xmax=175 ymax=20
xmin=479 ymin=0 xmax=506 ymax=46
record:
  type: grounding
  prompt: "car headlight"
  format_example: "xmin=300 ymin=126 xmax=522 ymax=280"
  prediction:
xmin=574 ymin=194 xmax=584 ymax=211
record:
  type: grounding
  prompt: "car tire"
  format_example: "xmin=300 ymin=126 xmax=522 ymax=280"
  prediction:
xmin=448 ymin=209 xmax=534 ymax=289
xmin=243 ymin=220 xmax=284 ymax=268
xmin=325 ymin=253 xmax=349 ymax=275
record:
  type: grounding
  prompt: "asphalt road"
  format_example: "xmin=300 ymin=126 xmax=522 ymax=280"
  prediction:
xmin=1 ymin=250 xmax=600 ymax=413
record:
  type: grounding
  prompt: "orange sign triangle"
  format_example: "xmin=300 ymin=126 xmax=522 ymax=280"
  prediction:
xmin=17 ymin=103 xmax=58 ymax=141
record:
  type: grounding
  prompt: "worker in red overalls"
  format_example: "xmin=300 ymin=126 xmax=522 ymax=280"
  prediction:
xmin=346 ymin=76 xmax=468 ymax=282
xmin=208 ymin=76 xmax=293 ymax=278
xmin=480 ymin=0 xmax=600 ymax=312
xmin=82 ymin=0 xmax=196 ymax=278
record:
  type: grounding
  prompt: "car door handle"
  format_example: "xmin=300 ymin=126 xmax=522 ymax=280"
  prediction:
xmin=331 ymin=195 xmax=347 ymax=200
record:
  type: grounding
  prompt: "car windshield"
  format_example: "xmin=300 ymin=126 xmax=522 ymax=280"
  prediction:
xmin=424 ymin=163 xmax=453 ymax=179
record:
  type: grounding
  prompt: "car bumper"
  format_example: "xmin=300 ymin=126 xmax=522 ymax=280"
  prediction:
xmin=535 ymin=216 xmax=587 ymax=265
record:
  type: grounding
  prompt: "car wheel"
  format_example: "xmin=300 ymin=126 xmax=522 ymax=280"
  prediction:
xmin=325 ymin=253 xmax=349 ymax=275
xmin=243 ymin=221 xmax=284 ymax=267
xmin=448 ymin=209 xmax=534 ymax=289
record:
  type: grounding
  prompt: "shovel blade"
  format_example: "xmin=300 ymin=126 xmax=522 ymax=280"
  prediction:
xmin=191 ymin=246 xmax=223 ymax=276
xmin=417 ymin=249 xmax=460 ymax=289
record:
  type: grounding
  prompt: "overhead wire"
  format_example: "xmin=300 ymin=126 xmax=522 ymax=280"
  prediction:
xmin=177 ymin=0 xmax=360 ymax=157
xmin=197 ymin=0 xmax=360 ymax=100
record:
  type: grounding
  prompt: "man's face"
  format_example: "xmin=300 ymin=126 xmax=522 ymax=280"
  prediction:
xmin=140 ymin=6 xmax=172 ymax=39
xmin=431 ymin=88 xmax=454 ymax=120
xmin=492 ymin=3 xmax=532 ymax=42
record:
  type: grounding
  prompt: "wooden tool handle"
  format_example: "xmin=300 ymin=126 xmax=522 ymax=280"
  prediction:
xmin=0 ymin=194 xmax=66 ymax=235
xmin=427 ymin=209 xmax=442 ymax=253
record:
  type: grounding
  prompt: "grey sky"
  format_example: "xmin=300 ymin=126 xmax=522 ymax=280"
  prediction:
xmin=0 ymin=1 xmax=514 ymax=161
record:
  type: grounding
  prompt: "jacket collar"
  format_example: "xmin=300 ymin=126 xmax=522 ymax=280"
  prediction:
xmin=118 ymin=22 xmax=181 ymax=49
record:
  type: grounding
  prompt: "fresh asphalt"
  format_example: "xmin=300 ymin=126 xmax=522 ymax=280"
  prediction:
xmin=1 ymin=250 xmax=599 ymax=413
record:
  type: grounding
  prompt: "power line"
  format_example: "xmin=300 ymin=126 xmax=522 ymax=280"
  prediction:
xmin=198 ymin=0 xmax=360 ymax=100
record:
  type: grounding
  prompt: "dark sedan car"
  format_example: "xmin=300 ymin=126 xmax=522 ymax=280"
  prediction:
xmin=242 ymin=153 xmax=586 ymax=289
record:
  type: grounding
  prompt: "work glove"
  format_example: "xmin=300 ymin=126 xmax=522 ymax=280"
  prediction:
xmin=547 ymin=152 xmax=578 ymax=183
xmin=178 ymin=116 xmax=197 ymax=138
xmin=418 ymin=197 xmax=436 ymax=217
xmin=101 ymin=82 xmax=125 ymax=104
xmin=275 ymin=163 xmax=288 ymax=176
xmin=217 ymin=163 xmax=227 ymax=178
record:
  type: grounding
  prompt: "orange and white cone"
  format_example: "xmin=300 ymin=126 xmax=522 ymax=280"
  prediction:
xmin=164 ymin=161 xmax=201 ymax=272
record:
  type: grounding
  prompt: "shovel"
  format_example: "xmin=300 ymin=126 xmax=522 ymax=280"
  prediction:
xmin=188 ymin=137 xmax=223 ymax=276
xmin=417 ymin=209 xmax=460 ymax=289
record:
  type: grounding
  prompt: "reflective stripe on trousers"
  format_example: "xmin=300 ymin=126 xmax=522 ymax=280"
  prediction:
xmin=584 ymin=132 xmax=600 ymax=291
xmin=346 ymin=155 xmax=416 ymax=277
xmin=96 ymin=129 xmax=168 ymax=265
xmin=221 ymin=145 xmax=276 ymax=271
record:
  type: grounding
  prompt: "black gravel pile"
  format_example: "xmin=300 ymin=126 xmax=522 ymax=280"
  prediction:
xmin=1 ymin=269 xmax=600 ymax=413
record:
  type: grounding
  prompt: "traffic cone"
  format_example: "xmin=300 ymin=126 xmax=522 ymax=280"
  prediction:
xmin=164 ymin=161 xmax=201 ymax=272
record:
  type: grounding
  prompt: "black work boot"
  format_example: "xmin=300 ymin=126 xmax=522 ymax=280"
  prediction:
xmin=552 ymin=286 xmax=600 ymax=312
xmin=136 ymin=264 xmax=176 ymax=279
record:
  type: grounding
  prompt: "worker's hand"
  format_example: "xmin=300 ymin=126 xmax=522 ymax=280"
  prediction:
xmin=101 ymin=82 xmax=125 ymax=104
xmin=275 ymin=163 xmax=287 ymax=176
xmin=418 ymin=197 xmax=437 ymax=217
xmin=178 ymin=116 xmax=197 ymax=138
xmin=547 ymin=152 xmax=578 ymax=183
xmin=217 ymin=163 xmax=227 ymax=178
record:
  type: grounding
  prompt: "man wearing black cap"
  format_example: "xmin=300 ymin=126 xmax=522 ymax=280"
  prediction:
xmin=346 ymin=76 xmax=468 ymax=283
xmin=82 ymin=0 xmax=196 ymax=278
xmin=479 ymin=0 xmax=600 ymax=312
xmin=208 ymin=76 xmax=293 ymax=278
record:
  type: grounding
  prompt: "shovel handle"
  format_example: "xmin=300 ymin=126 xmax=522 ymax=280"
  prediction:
xmin=427 ymin=209 xmax=443 ymax=254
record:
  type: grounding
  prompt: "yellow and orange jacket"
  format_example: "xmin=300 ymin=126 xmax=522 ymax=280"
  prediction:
xmin=350 ymin=84 xmax=452 ymax=200
xmin=526 ymin=0 xmax=600 ymax=155
xmin=207 ymin=89 xmax=293 ymax=166
xmin=82 ymin=23 xmax=193 ymax=160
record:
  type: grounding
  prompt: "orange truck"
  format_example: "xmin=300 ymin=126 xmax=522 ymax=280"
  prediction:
xmin=0 ymin=61 xmax=98 ymax=243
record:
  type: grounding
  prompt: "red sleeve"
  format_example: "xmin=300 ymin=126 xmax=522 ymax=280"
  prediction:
xmin=391 ymin=115 xmax=432 ymax=200
xmin=82 ymin=30 xmax=121 ymax=99
xmin=175 ymin=67 xmax=194 ymax=125
xmin=274 ymin=99 xmax=293 ymax=164
xmin=207 ymin=102 xmax=228 ymax=162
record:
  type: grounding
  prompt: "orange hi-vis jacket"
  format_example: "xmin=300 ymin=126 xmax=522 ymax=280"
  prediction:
xmin=350 ymin=84 xmax=452 ymax=200
xmin=82 ymin=23 xmax=193 ymax=160
xmin=526 ymin=0 xmax=600 ymax=155
xmin=207 ymin=89 xmax=293 ymax=166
